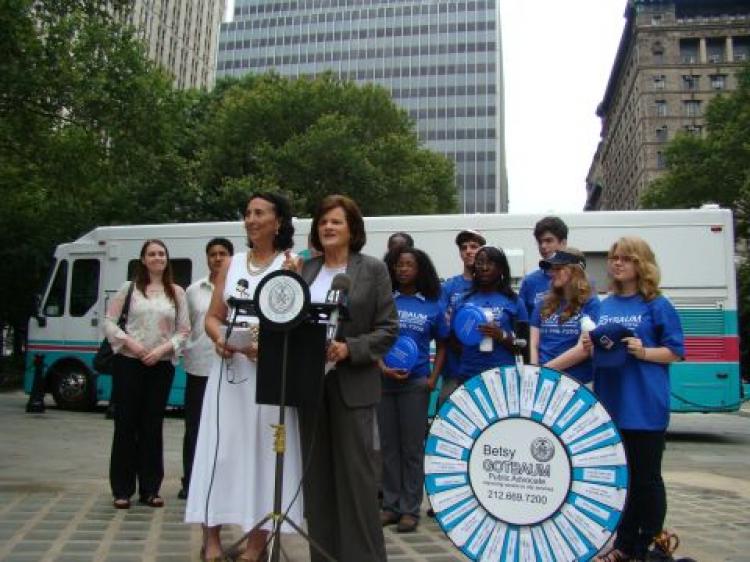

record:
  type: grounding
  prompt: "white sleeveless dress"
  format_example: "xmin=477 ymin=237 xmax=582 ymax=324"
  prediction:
xmin=185 ymin=252 xmax=304 ymax=532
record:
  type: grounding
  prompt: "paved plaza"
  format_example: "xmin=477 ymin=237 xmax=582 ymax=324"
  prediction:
xmin=1 ymin=389 xmax=750 ymax=561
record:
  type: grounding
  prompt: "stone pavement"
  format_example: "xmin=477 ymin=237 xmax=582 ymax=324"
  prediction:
xmin=1 ymin=390 xmax=750 ymax=561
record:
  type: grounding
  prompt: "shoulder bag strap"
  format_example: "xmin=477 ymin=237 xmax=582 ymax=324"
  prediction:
xmin=117 ymin=282 xmax=135 ymax=331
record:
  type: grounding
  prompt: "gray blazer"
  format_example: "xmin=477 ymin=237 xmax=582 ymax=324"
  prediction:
xmin=301 ymin=252 xmax=398 ymax=408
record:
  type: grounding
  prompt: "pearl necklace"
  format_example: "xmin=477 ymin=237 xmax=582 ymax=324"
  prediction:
xmin=246 ymin=250 xmax=278 ymax=276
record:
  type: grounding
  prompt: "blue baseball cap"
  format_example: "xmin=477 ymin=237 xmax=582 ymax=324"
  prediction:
xmin=590 ymin=323 xmax=635 ymax=369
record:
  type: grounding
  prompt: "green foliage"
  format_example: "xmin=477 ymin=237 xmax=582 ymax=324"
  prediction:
xmin=191 ymin=73 xmax=456 ymax=218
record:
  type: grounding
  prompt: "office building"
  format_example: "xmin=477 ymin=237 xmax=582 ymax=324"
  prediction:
xmin=217 ymin=0 xmax=507 ymax=213
xmin=586 ymin=0 xmax=750 ymax=210
xmin=123 ymin=0 xmax=225 ymax=89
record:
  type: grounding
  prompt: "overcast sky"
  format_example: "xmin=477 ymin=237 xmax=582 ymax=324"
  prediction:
xmin=502 ymin=2 xmax=626 ymax=212
xmin=223 ymin=1 xmax=627 ymax=213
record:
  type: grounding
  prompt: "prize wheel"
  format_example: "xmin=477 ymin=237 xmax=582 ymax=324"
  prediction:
xmin=425 ymin=365 xmax=629 ymax=561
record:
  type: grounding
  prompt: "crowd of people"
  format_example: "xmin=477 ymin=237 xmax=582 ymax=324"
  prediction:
xmin=102 ymin=192 xmax=684 ymax=562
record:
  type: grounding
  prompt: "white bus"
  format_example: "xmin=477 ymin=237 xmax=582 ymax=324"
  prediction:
xmin=26 ymin=207 xmax=745 ymax=413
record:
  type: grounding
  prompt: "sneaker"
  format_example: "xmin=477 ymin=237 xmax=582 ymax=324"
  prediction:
xmin=177 ymin=488 xmax=188 ymax=500
xmin=397 ymin=514 xmax=418 ymax=533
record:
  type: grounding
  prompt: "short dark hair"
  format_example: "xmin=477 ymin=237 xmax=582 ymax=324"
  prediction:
xmin=533 ymin=216 xmax=568 ymax=243
xmin=390 ymin=247 xmax=442 ymax=301
xmin=310 ymin=194 xmax=366 ymax=253
xmin=205 ymin=237 xmax=234 ymax=255
xmin=387 ymin=232 xmax=414 ymax=250
xmin=246 ymin=192 xmax=295 ymax=251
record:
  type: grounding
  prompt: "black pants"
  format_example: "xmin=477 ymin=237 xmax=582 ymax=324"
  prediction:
xmin=615 ymin=429 xmax=667 ymax=557
xmin=109 ymin=355 xmax=174 ymax=499
xmin=181 ymin=373 xmax=208 ymax=491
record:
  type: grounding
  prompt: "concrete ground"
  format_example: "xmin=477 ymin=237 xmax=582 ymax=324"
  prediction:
xmin=1 ymin=390 xmax=749 ymax=561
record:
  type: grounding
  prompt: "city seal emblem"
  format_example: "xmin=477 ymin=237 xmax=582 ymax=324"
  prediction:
xmin=268 ymin=279 xmax=296 ymax=316
xmin=530 ymin=436 xmax=555 ymax=462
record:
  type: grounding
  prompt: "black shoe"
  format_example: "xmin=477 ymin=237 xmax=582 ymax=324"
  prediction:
xmin=177 ymin=488 xmax=188 ymax=500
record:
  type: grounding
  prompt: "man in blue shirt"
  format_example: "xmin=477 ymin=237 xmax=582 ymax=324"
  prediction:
xmin=518 ymin=216 xmax=569 ymax=317
xmin=438 ymin=229 xmax=486 ymax=404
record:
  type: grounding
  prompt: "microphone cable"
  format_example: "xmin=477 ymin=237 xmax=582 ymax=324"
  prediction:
xmin=203 ymin=304 xmax=241 ymax=528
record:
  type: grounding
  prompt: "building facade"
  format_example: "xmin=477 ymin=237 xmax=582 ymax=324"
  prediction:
xmin=216 ymin=0 xmax=507 ymax=213
xmin=586 ymin=0 xmax=750 ymax=210
xmin=123 ymin=0 xmax=225 ymax=90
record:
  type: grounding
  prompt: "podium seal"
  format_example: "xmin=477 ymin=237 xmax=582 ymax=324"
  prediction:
xmin=425 ymin=365 xmax=629 ymax=561
xmin=254 ymin=270 xmax=310 ymax=331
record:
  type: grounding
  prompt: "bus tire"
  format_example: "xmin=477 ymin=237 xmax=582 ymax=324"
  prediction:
xmin=49 ymin=362 xmax=97 ymax=411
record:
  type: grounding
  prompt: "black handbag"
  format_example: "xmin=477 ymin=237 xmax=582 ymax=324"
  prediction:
xmin=93 ymin=283 xmax=135 ymax=373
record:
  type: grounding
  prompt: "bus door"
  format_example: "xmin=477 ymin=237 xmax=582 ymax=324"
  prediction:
xmin=26 ymin=251 xmax=104 ymax=409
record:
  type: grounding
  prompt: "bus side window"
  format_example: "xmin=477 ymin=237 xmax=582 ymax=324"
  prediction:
xmin=70 ymin=259 xmax=100 ymax=317
xmin=583 ymin=252 xmax=609 ymax=295
xmin=43 ymin=260 xmax=68 ymax=317
xmin=127 ymin=259 xmax=192 ymax=289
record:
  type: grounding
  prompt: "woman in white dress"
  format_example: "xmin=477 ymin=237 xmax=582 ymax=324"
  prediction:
xmin=185 ymin=192 xmax=304 ymax=562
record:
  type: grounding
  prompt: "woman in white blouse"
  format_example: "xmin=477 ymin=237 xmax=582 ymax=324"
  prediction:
xmin=104 ymin=239 xmax=189 ymax=510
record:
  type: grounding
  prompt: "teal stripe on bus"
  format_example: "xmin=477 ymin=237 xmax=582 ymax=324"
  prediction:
xmin=676 ymin=309 xmax=737 ymax=336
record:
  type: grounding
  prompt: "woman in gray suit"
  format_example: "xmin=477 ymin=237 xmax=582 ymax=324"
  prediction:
xmin=300 ymin=194 xmax=398 ymax=562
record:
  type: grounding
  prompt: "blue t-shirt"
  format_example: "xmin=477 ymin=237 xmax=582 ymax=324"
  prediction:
xmin=519 ymin=269 xmax=552 ymax=318
xmin=386 ymin=292 xmax=449 ymax=389
xmin=440 ymin=274 xmax=473 ymax=378
xmin=593 ymin=294 xmax=684 ymax=431
xmin=455 ymin=291 xmax=528 ymax=378
xmin=531 ymin=296 xmax=601 ymax=384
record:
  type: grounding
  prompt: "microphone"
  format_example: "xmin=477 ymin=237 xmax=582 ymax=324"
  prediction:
xmin=325 ymin=273 xmax=351 ymax=343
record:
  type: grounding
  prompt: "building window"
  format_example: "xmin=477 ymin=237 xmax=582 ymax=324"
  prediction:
xmin=685 ymin=125 xmax=702 ymax=136
xmin=682 ymin=74 xmax=699 ymax=90
xmin=656 ymin=126 xmax=668 ymax=142
xmin=710 ymin=74 xmax=727 ymax=90
xmin=679 ymin=38 xmax=699 ymax=64
xmin=655 ymin=100 xmax=668 ymax=117
xmin=652 ymin=75 xmax=665 ymax=90
xmin=683 ymin=100 xmax=702 ymax=117
xmin=733 ymin=36 xmax=750 ymax=61
xmin=651 ymin=41 xmax=665 ymax=64
xmin=656 ymin=151 xmax=667 ymax=170
xmin=707 ymin=38 xmax=726 ymax=63
xmin=651 ymin=14 xmax=662 ymax=25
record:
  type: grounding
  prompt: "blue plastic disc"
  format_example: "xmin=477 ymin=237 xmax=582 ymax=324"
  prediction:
xmin=384 ymin=335 xmax=419 ymax=371
xmin=453 ymin=304 xmax=489 ymax=346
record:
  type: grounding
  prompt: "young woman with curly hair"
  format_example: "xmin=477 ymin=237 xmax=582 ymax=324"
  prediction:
xmin=529 ymin=248 xmax=600 ymax=384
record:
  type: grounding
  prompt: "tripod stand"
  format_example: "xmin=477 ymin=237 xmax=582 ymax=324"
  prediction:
xmin=227 ymin=273 xmax=337 ymax=562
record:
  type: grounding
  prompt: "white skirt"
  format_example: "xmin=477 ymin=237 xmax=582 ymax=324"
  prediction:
xmin=185 ymin=353 xmax=304 ymax=532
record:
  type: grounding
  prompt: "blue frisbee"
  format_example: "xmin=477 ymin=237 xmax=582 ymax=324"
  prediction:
xmin=453 ymin=304 xmax=489 ymax=346
xmin=384 ymin=335 xmax=419 ymax=371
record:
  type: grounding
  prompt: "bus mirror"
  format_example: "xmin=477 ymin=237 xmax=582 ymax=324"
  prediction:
xmin=34 ymin=295 xmax=47 ymax=327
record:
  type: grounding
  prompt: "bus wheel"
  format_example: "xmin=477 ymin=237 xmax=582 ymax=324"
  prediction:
xmin=50 ymin=364 xmax=96 ymax=411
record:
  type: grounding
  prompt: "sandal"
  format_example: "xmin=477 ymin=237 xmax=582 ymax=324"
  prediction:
xmin=596 ymin=548 xmax=631 ymax=562
xmin=138 ymin=494 xmax=164 ymax=508
xmin=113 ymin=497 xmax=130 ymax=509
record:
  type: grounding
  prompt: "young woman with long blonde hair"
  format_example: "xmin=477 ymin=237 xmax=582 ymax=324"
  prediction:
xmin=529 ymin=248 xmax=600 ymax=383
xmin=589 ymin=237 xmax=684 ymax=562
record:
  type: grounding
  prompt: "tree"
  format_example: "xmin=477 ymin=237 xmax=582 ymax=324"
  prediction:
xmin=190 ymin=73 xmax=457 ymax=219
xmin=0 ymin=0 xmax=191 ymax=358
